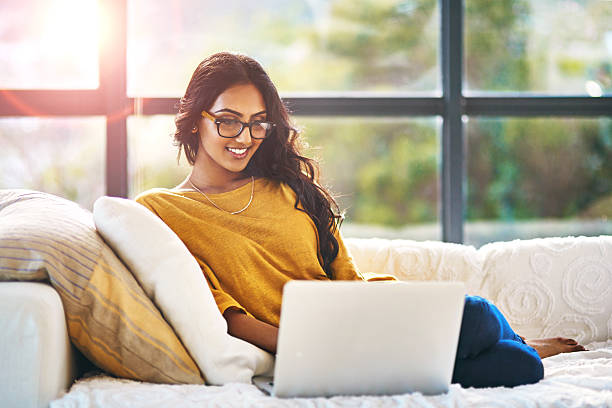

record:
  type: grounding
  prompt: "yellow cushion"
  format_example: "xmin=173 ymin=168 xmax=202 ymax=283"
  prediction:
xmin=0 ymin=190 xmax=203 ymax=384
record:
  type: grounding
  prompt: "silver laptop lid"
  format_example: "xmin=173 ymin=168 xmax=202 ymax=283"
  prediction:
xmin=273 ymin=280 xmax=465 ymax=398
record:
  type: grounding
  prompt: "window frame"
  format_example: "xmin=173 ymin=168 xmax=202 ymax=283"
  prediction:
xmin=0 ymin=0 xmax=610 ymax=243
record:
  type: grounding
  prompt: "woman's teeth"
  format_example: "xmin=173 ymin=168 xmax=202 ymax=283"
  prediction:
xmin=227 ymin=147 xmax=247 ymax=155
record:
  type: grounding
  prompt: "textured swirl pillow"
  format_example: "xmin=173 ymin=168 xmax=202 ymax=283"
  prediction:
xmin=93 ymin=196 xmax=274 ymax=385
xmin=0 ymin=189 xmax=203 ymax=384
xmin=478 ymin=236 xmax=612 ymax=344
xmin=345 ymin=238 xmax=484 ymax=293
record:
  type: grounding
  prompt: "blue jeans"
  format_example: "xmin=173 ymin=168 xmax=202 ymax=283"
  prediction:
xmin=452 ymin=296 xmax=544 ymax=388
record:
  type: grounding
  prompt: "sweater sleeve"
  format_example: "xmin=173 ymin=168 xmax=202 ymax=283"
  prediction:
xmin=330 ymin=226 xmax=397 ymax=282
xmin=330 ymin=227 xmax=366 ymax=281
xmin=199 ymin=261 xmax=249 ymax=317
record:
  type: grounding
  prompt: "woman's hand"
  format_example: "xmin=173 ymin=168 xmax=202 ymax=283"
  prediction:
xmin=223 ymin=308 xmax=279 ymax=354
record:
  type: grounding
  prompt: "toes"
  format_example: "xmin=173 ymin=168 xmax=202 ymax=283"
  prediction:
xmin=566 ymin=344 xmax=585 ymax=353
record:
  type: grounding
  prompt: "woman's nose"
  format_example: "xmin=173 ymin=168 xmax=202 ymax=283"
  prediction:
xmin=234 ymin=126 xmax=253 ymax=144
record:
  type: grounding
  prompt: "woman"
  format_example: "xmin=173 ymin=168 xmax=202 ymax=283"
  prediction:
xmin=136 ymin=52 xmax=584 ymax=388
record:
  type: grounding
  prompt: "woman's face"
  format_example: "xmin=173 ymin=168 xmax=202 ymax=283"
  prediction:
xmin=195 ymin=82 xmax=267 ymax=178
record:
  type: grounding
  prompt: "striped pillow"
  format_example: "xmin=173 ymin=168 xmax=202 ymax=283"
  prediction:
xmin=0 ymin=189 xmax=203 ymax=384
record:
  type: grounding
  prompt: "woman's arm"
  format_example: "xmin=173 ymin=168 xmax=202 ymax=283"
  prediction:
xmin=223 ymin=308 xmax=279 ymax=354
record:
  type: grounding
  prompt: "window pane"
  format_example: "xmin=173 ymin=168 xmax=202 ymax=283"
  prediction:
xmin=0 ymin=0 xmax=99 ymax=89
xmin=466 ymin=117 xmax=612 ymax=246
xmin=127 ymin=0 xmax=439 ymax=96
xmin=298 ymin=116 xmax=441 ymax=240
xmin=128 ymin=115 xmax=440 ymax=240
xmin=0 ymin=117 xmax=106 ymax=209
xmin=128 ymin=115 xmax=191 ymax=197
xmin=465 ymin=0 xmax=612 ymax=95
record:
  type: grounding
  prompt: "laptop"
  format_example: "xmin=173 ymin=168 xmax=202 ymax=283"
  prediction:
xmin=253 ymin=280 xmax=465 ymax=398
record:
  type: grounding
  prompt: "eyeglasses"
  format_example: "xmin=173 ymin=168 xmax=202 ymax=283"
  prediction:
xmin=201 ymin=111 xmax=276 ymax=140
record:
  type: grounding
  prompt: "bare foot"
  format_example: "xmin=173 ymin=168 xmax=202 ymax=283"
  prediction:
xmin=525 ymin=337 xmax=586 ymax=358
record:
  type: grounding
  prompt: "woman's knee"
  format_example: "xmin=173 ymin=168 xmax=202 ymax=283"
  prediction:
xmin=495 ymin=340 xmax=543 ymax=386
xmin=456 ymin=296 xmax=502 ymax=359
xmin=453 ymin=339 xmax=543 ymax=388
xmin=510 ymin=342 xmax=544 ymax=385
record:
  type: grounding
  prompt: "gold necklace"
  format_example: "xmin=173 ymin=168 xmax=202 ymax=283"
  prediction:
xmin=188 ymin=176 xmax=254 ymax=215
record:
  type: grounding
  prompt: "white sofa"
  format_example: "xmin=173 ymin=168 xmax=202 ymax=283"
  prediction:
xmin=0 ymin=282 xmax=77 ymax=408
xmin=1 ymin=238 xmax=612 ymax=407
xmin=1 ymin=190 xmax=612 ymax=407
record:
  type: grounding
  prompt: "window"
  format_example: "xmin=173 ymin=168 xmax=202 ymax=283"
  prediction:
xmin=127 ymin=0 xmax=440 ymax=96
xmin=299 ymin=117 xmax=440 ymax=239
xmin=1 ymin=0 xmax=611 ymax=244
xmin=0 ymin=0 xmax=99 ymax=89
xmin=0 ymin=117 xmax=105 ymax=208
xmin=465 ymin=0 xmax=612 ymax=95
xmin=127 ymin=115 xmax=442 ymax=240
xmin=465 ymin=117 xmax=612 ymax=246
xmin=127 ymin=115 xmax=190 ymax=197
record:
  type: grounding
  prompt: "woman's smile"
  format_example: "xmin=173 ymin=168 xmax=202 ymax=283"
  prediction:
xmin=226 ymin=146 xmax=249 ymax=159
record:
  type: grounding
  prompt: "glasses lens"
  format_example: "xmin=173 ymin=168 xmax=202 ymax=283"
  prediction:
xmin=218 ymin=119 xmax=243 ymax=137
xmin=251 ymin=121 xmax=274 ymax=139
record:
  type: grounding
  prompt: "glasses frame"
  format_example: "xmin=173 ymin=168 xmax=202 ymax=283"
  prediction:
xmin=201 ymin=111 xmax=276 ymax=140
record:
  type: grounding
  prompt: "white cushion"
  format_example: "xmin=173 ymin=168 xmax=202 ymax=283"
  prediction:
xmin=93 ymin=196 xmax=274 ymax=385
xmin=477 ymin=236 xmax=612 ymax=344
xmin=345 ymin=238 xmax=485 ymax=294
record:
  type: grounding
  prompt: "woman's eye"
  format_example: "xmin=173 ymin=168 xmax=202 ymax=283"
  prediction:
xmin=218 ymin=118 xmax=241 ymax=128
xmin=253 ymin=120 xmax=269 ymax=127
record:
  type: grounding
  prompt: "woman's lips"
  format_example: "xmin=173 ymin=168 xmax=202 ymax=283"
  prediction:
xmin=226 ymin=146 xmax=249 ymax=159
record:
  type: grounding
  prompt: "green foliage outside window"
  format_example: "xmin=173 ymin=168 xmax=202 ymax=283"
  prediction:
xmin=298 ymin=118 xmax=439 ymax=227
xmin=467 ymin=118 xmax=612 ymax=222
xmin=125 ymin=0 xmax=612 ymax=236
xmin=4 ymin=0 xmax=609 ymax=240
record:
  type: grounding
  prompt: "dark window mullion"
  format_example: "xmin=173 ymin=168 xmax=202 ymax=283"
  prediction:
xmin=100 ymin=0 xmax=130 ymax=198
xmin=283 ymin=97 xmax=443 ymax=116
xmin=441 ymin=0 xmax=464 ymax=243
xmin=465 ymin=96 xmax=612 ymax=116
xmin=0 ymin=90 xmax=105 ymax=116
xmin=133 ymin=97 xmax=444 ymax=117
xmin=110 ymin=95 xmax=612 ymax=118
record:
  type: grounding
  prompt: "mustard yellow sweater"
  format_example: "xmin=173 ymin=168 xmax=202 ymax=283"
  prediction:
xmin=136 ymin=178 xmax=365 ymax=327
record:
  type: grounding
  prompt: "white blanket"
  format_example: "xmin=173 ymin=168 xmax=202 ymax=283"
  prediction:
xmin=51 ymin=341 xmax=612 ymax=408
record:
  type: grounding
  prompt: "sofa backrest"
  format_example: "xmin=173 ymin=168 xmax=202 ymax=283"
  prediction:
xmin=345 ymin=236 xmax=612 ymax=345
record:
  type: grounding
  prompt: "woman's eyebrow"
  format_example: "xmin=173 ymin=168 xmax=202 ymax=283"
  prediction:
xmin=213 ymin=108 xmax=267 ymax=118
xmin=214 ymin=108 xmax=242 ymax=116
xmin=251 ymin=110 xmax=267 ymax=118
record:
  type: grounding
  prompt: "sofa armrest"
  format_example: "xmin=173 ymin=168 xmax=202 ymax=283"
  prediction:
xmin=0 ymin=282 xmax=78 ymax=408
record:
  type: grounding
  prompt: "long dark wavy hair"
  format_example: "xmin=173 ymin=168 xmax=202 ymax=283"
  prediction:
xmin=175 ymin=52 xmax=342 ymax=278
